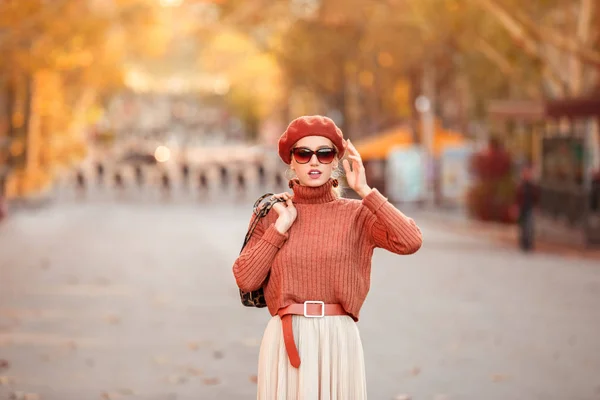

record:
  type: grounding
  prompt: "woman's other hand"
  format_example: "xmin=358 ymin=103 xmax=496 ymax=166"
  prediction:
xmin=271 ymin=192 xmax=297 ymax=234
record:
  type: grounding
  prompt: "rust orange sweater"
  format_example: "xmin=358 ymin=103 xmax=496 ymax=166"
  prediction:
xmin=232 ymin=178 xmax=423 ymax=321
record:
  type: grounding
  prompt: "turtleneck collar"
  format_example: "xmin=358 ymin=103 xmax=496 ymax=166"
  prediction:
xmin=290 ymin=178 xmax=338 ymax=204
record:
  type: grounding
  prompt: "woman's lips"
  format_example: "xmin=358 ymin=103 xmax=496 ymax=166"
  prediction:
xmin=308 ymin=171 xmax=322 ymax=179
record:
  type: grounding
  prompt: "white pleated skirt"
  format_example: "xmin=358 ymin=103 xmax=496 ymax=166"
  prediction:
xmin=257 ymin=315 xmax=367 ymax=400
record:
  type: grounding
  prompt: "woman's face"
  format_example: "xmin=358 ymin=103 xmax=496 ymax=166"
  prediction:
xmin=290 ymin=135 xmax=339 ymax=187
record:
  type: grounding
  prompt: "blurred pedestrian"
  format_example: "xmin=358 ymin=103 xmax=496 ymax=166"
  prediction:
xmin=161 ymin=172 xmax=171 ymax=191
xmin=198 ymin=170 xmax=208 ymax=190
xmin=257 ymin=163 xmax=266 ymax=187
xmin=134 ymin=165 xmax=144 ymax=187
xmin=274 ymin=171 xmax=283 ymax=188
xmin=515 ymin=164 xmax=540 ymax=252
xmin=236 ymin=169 xmax=246 ymax=198
xmin=181 ymin=162 xmax=190 ymax=192
xmin=75 ymin=169 xmax=86 ymax=199
xmin=114 ymin=171 xmax=124 ymax=189
xmin=181 ymin=163 xmax=190 ymax=182
xmin=160 ymin=172 xmax=172 ymax=201
xmin=219 ymin=164 xmax=228 ymax=190
xmin=232 ymin=115 xmax=423 ymax=399
xmin=96 ymin=162 xmax=104 ymax=185
xmin=76 ymin=170 xmax=86 ymax=190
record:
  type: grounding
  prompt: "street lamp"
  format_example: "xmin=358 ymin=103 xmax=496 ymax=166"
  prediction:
xmin=415 ymin=95 xmax=435 ymax=206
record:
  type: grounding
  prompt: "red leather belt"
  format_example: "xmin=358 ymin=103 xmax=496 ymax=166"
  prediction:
xmin=276 ymin=301 xmax=349 ymax=368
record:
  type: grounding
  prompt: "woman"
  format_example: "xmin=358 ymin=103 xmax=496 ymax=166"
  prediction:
xmin=232 ymin=115 xmax=423 ymax=399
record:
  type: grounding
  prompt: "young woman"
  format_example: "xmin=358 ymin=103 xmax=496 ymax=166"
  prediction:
xmin=233 ymin=115 xmax=423 ymax=399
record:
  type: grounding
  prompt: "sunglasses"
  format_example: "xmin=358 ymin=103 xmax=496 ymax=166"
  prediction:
xmin=291 ymin=147 xmax=337 ymax=164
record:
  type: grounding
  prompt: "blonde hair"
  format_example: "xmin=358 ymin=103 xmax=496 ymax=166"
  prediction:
xmin=331 ymin=146 xmax=346 ymax=198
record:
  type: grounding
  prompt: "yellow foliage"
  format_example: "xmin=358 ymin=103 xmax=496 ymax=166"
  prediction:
xmin=392 ymin=79 xmax=411 ymax=118
xmin=359 ymin=71 xmax=374 ymax=88
xmin=200 ymin=30 xmax=283 ymax=119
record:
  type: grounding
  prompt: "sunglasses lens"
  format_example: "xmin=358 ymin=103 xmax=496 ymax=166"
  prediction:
xmin=316 ymin=149 xmax=336 ymax=164
xmin=292 ymin=148 xmax=313 ymax=164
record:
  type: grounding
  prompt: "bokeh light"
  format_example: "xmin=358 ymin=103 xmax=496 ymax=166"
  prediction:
xmin=154 ymin=145 xmax=171 ymax=162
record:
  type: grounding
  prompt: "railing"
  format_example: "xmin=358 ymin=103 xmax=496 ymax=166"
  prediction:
xmin=538 ymin=183 xmax=588 ymax=227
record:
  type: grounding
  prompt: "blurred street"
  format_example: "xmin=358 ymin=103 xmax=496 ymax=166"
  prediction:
xmin=1 ymin=188 xmax=600 ymax=400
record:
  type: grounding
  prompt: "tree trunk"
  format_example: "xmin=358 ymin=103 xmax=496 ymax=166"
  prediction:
xmin=569 ymin=0 xmax=593 ymax=95
xmin=409 ymin=67 xmax=422 ymax=143
xmin=0 ymin=75 xmax=16 ymax=196
xmin=22 ymin=74 xmax=33 ymax=168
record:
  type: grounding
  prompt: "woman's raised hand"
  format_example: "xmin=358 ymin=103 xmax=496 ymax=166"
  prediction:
xmin=271 ymin=192 xmax=297 ymax=234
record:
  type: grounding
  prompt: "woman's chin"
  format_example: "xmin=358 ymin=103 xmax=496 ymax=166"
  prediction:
xmin=299 ymin=175 xmax=328 ymax=186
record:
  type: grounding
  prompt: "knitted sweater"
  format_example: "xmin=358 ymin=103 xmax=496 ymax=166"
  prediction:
xmin=232 ymin=178 xmax=423 ymax=321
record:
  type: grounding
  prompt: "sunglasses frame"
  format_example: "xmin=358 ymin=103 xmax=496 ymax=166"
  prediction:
xmin=290 ymin=147 xmax=337 ymax=164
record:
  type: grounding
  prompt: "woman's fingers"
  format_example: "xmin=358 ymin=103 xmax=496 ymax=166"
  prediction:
xmin=347 ymin=154 xmax=362 ymax=164
xmin=342 ymin=159 xmax=351 ymax=173
xmin=272 ymin=192 xmax=293 ymax=204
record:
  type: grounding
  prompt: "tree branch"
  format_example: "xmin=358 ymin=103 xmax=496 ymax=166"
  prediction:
xmin=474 ymin=0 xmax=600 ymax=67
xmin=513 ymin=4 xmax=600 ymax=67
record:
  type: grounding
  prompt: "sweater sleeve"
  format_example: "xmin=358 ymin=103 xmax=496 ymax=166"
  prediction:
xmin=232 ymin=213 xmax=289 ymax=292
xmin=361 ymin=188 xmax=423 ymax=254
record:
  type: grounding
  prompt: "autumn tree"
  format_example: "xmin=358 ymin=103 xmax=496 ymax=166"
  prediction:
xmin=0 ymin=0 xmax=167 ymax=197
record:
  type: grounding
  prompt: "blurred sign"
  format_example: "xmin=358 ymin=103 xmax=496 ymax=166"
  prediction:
xmin=440 ymin=146 xmax=474 ymax=203
xmin=386 ymin=145 xmax=426 ymax=203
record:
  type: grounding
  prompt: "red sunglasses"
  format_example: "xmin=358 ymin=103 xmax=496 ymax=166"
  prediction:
xmin=291 ymin=147 xmax=337 ymax=164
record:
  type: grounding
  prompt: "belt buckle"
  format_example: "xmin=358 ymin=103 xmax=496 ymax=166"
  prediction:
xmin=303 ymin=301 xmax=325 ymax=318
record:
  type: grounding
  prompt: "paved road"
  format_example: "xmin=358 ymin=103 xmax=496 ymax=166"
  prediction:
xmin=1 ymin=194 xmax=599 ymax=400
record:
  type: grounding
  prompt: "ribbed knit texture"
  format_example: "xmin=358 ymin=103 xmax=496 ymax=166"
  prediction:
xmin=232 ymin=178 xmax=423 ymax=321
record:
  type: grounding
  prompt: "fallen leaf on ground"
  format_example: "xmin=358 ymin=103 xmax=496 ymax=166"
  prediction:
xmin=101 ymin=392 xmax=122 ymax=400
xmin=118 ymin=388 xmax=136 ymax=395
xmin=152 ymin=356 xmax=169 ymax=365
xmin=213 ymin=350 xmax=224 ymax=359
xmin=202 ymin=377 xmax=220 ymax=385
xmin=491 ymin=374 xmax=509 ymax=382
xmin=0 ymin=375 xmax=15 ymax=385
xmin=105 ymin=315 xmax=121 ymax=325
xmin=240 ymin=338 xmax=261 ymax=348
xmin=185 ymin=367 xmax=203 ymax=376
xmin=10 ymin=392 xmax=39 ymax=400
xmin=152 ymin=295 xmax=170 ymax=307
xmin=167 ymin=374 xmax=187 ymax=384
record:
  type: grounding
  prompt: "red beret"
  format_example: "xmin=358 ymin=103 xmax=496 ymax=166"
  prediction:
xmin=278 ymin=115 xmax=346 ymax=164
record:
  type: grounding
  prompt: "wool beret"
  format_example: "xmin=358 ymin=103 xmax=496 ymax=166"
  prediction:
xmin=278 ymin=115 xmax=346 ymax=164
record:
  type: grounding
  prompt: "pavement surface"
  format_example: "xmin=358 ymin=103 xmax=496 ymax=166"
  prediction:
xmin=1 ymin=182 xmax=600 ymax=400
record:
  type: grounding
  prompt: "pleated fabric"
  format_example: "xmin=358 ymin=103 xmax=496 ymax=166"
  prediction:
xmin=257 ymin=315 xmax=367 ymax=400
